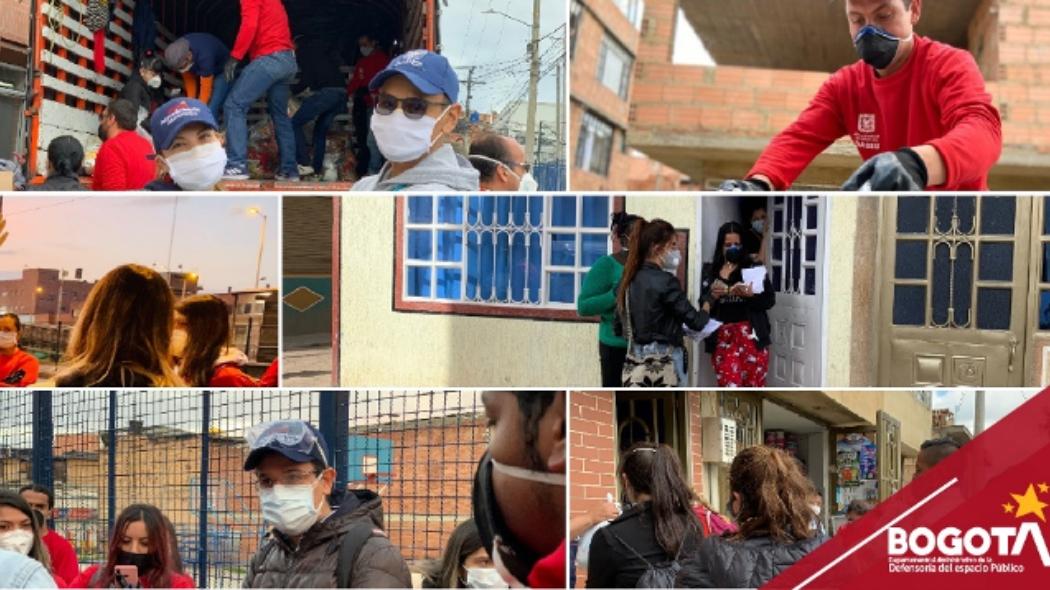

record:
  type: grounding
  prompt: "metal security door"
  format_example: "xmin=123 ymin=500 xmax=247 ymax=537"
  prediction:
xmin=767 ymin=196 xmax=825 ymax=387
xmin=877 ymin=411 xmax=902 ymax=501
xmin=879 ymin=196 xmax=1031 ymax=386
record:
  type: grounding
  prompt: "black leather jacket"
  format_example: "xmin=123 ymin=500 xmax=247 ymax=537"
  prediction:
xmin=616 ymin=263 xmax=710 ymax=346
xmin=676 ymin=533 xmax=827 ymax=588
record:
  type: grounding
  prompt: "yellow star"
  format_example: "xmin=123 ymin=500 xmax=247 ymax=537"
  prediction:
xmin=1039 ymin=483 xmax=1049 ymax=494
xmin=1003 ymin=503 xmax=1015 ymax=514
xmin=1011 ymin=485 xmax=1049 ymax=523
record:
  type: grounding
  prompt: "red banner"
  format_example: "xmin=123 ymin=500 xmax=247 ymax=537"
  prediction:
xmin=767 ymin=387 xmax=1050 ymax=589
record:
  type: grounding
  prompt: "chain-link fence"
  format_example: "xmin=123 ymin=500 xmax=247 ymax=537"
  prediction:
xmin=1 ymin=390 xmax=485 ymax=588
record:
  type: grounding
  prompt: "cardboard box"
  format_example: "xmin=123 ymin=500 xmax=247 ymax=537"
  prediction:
xmin=0 ymin=171 xmax=13 ymax=191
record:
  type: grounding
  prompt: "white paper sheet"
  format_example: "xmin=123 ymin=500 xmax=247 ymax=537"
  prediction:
xmin=684 ymin=319 xmax=723 ymax=341
xmin=742 ymin=266 xmax=767 ymax=294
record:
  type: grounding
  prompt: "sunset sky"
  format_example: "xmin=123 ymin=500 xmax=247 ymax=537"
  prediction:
xmin=0 ymin=196 xmax=280 ymax=293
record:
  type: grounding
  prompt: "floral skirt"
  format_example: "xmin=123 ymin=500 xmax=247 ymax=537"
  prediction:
xmin=712 ymin=321 xmax=769 ymax=387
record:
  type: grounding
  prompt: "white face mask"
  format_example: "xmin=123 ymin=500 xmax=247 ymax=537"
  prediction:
xmin=370 ymin=106 xmax=450 ymax=163
xmin=490 ymin=458 xmax=565 ymax=487
xmin=661 ymin=249 xmax=682 ymax=272
xmin=360 ymin=45 xmax=374 ymax=57
xmin=259 ymin=476 xmax=324 ymax=536
xmin=0 ymin=529 xmax=35 ymax=555
xmin=146 ymin=75 xmax=162 ymax=89
xmin=465 ymin=567 xmax=508 ymax=589
xmin=0 ymin=332 xmax=17 ymax=349
xmin=518 ymin=172 xmax=539 ymax=192
xmin=170 ymin=328 xmax=188 ymax=357
xmin=165 ymin=141 xmax=227 ymax=190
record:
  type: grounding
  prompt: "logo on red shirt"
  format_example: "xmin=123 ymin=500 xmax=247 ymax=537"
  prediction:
xmin=858 ymin=113 xmax=877 ymax=133
xmin=853 ymin=113 xmax=881 ymax=150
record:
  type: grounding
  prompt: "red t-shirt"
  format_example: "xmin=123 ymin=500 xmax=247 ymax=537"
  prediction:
xmin=92 ymin=130 xmax=155 ymax=191
xmin=43 ymin=529 xmax=80 ymax=585
xmin=68 ymin=565 xmax=195 ymax=589
xmin=230 ymin=0 xmax=295 ymax=61
xmin=749 ymin=35 xmax=1001 ymax=190
xmin=0 ymin=348 xmax=39 ymax=387
xmin=348 ymin=50 xmax=391 ymax=107
xmin=209 ymin=363 xmax=259 ymax=387
xmin=527 ymin=539 xmax=566 ymax=589
xmin=258 ymin=357 xmax=279 ymax=387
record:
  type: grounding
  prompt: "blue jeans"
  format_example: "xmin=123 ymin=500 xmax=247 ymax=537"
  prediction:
xmin=631 ymin=342 xmax=687 ymax=386
xmin=207 ymin=74 xmax=231 ymax=126
xmin=224 ymin=50 xmax=298 ymax=175
xmin=292 ymin=87 xmax=347 ymax=172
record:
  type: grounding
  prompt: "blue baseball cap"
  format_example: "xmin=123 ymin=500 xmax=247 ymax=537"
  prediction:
xmin=368 ymin=49 xmax=459 ymax=103
xmin=150 ymin=97 xmax=219 ymax=152
xmin=243 ymin=420 xmax=331 ymax=471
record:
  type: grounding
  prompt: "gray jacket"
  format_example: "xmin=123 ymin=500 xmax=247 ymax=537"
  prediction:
xmin=243 ymin=491 xmax=411 ymax=588
xmin=351 ymin=144 xmax=480 ymax=192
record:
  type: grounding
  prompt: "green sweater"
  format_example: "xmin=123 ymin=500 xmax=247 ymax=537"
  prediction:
xmin=577 ymin=255 xmax=627 ymax=348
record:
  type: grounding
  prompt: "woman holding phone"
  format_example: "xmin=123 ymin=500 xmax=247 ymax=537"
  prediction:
xmin=69 ymin=504 xmax=194 ymax=588
xmin=702 ymin=221 xmax=776 ymax=387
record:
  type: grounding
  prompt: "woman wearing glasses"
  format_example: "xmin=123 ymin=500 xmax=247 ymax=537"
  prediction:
xmin=351 ymin=50 xmax=480 ymax=193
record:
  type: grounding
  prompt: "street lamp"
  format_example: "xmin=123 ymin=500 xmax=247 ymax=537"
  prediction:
xmin=482 ymin=1 xmax=542 ymax=165
xmin=182 ymin=272 xmax=198 ymax=298
xmin=246 ymin=207 xmax=268 ymax=290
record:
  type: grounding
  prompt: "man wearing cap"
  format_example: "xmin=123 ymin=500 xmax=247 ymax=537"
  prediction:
xmin=144 ymin=97 xmax=227 ymax=191
xmin=162 ymin=33 xmax=231 ymax=123
xmin=221 ymin=0 xmax=298 ymax=181
xmin=92 ymin=98 xmax=156 ymax=191
xmin=242 ymin=420 xmax=411 ymax=588
xmin=351 ymin=49 xmax=480 ymax=192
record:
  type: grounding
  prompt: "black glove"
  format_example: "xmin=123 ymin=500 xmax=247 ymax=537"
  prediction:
xmin=842 ymin=148 xmax=928 ymax=191
xmin=718 ymin=178 xmax=771 ymax=191
xmin=223 ymin=57 xmax=241 ymax=82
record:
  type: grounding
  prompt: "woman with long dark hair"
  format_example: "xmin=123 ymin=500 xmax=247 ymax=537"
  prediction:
xmin=421 ymin=519 xmax=499 ymax=588
xmin=69 ymin=504 xmax=194 ymax=588
xmin=585 ymin=443 xmax=702 ymax=588
xmin=577 ymin=211 xmax=645 ymax=387
xmin=173 ymin=294 xmax=258 ymax=387
xmin=0 ymin=492 xmax=62 ymax=586
xmin=54 ymin=264 xmax=183 ymax=388
xmin=677 ymin=446 xmax=827 ymax=587
xmin=616 ymin=219 xmax=713 ymax=386
xmin=703 ymin=221 xmax=775 ymax=387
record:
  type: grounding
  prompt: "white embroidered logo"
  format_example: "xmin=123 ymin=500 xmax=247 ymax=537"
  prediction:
xmin=858 ymin=114 xmax=876 ymax=133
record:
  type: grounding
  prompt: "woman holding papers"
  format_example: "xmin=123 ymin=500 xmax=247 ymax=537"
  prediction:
xmin=702 ymin=221 xmax=776 ymax=387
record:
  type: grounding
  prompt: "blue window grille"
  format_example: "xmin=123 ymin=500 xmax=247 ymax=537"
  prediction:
xmin=402 ymin=195 xmax=613 ymax=309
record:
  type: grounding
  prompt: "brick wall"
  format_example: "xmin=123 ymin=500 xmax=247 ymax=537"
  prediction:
xmin=569 ymin=392 xmax=617 ymax=520
xmin=686 ymin=391 xmax=705 ymax=495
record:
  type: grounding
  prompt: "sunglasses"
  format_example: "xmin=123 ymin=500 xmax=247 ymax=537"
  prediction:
xmin=374 ymin=93 xmax=449 ymax=120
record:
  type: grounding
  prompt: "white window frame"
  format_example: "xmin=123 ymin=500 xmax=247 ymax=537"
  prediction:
xmin=575 ymin=112 xmax=614 ymax=176
xmin=597 ymin=35 xmax=633 ymax=99
xmin=401 ymin=195 xmax=614 ymax=311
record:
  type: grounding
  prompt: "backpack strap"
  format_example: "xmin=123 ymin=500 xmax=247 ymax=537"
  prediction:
xmin=335 ymin=521 xmax=381 ymax=588
xmin=608 ymin=529 xmax=653 ymax=566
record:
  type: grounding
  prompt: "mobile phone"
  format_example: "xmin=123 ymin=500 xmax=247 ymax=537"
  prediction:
xmin=114 ymin=565 xmax=139 ymax=587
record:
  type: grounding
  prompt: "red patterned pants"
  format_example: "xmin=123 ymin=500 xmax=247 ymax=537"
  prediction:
xmin=712 ymin=321 xmax=769 ymax=387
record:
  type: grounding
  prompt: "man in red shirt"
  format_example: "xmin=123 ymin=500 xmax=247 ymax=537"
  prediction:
xmin=722 ymin=0 xmax=1001 ymax=191
xmin=92 ymin=99 xmax=156 ymax=190
xmin=19 ymin=485 xmax=80 ymax=585
xmin=221 ymin=0 xmax=299 ymax=181
xmin=348 ymin=34 xmax=390 ymax=176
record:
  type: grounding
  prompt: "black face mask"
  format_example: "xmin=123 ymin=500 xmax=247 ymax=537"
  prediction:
xmin=724 ymin=245 xmax=744 ymax=264
xmin=471 ymin=451 xmax=539 ymax=584
xmin=854 ymin=25 xmax=902 ymax=70
xmin=116 ymin=550 xmax=156 ymax=575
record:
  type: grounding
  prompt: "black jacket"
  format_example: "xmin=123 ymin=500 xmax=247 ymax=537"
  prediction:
xmin=25 ymin=174 xmax=85 ymax=191
xmin=586 ymin=503 xmax=701 ymax=589
xmin=293 ymin=42 xmax=345 ymax=93
xmin=701 ymin=265 xmax=775 ymax=352
xmin=244 ymin=490 xmax=411 ymax=588
xmin=616 ymin=263 xmax=710 ymax=347
xmin=675 ymin=533 xmax=827 ymax=588
xmin=118 ymin=72 xmax=161 ymax=119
